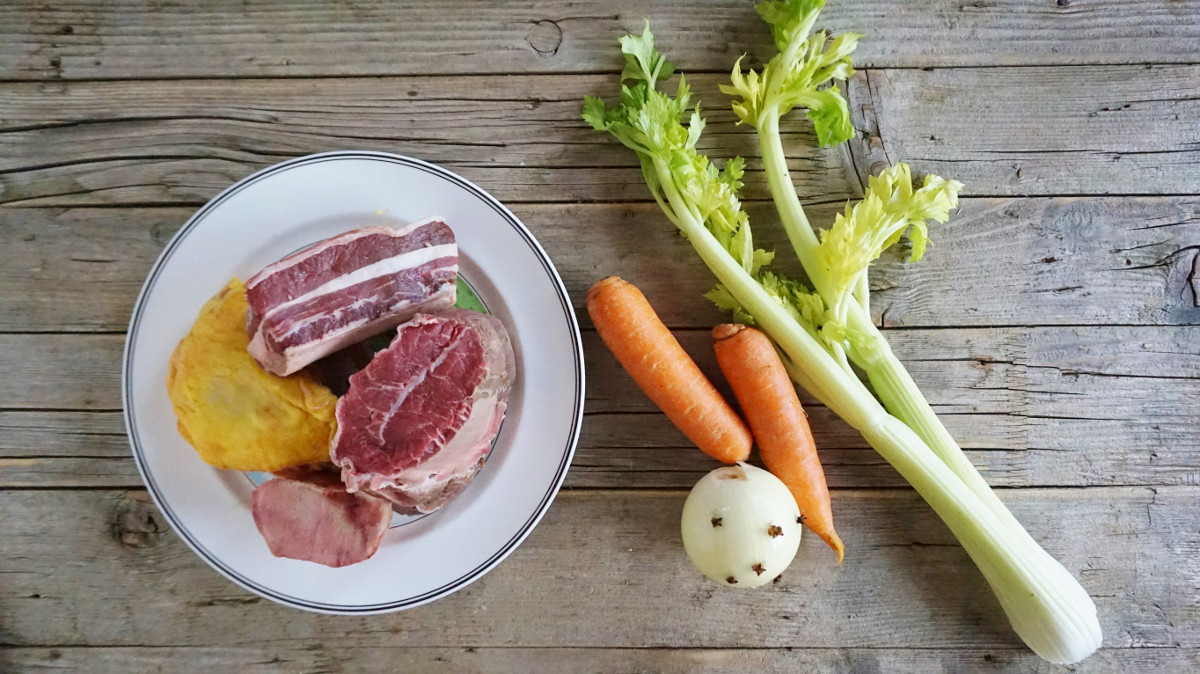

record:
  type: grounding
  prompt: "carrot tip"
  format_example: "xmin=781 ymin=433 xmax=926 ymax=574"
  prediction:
xmin=712 ymin=323 xmax=748 ymax=342
xmin=822 ymin=533 xmax=846 ymax=564
xmin=586 ymin=276 xmax=623 ymax=302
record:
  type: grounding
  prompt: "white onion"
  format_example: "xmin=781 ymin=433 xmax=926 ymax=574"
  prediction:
xmin=680 ymin=462 xmax=802 ymax=587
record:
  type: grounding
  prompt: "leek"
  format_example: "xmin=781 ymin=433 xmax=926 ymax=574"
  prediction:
xmin=583 ymin=15 xmax=1102 ymax=664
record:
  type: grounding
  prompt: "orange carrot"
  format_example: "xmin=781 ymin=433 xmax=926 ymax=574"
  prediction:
xmin=588 ymin=277 xmax=752 ymax=464
xmin=713 ymin=323 xmax=845 ymax=562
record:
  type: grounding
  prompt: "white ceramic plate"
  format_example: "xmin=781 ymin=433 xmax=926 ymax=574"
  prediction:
xmin=123 ymin=151 xmax=584 ymax=613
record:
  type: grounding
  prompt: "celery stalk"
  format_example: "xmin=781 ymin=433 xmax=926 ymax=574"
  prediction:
xmin=737 ymin=0 xmax=1052 ymax=544
xmin=584 ymin=16 xmax=1102 ymax=665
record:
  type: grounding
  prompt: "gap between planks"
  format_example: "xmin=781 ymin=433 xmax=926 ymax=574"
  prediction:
xmin=6 ymin=321 xmax=1200 ymax=336
xmin=3 ymin=60 xmax=1200 ymax=86
xmin=0 ymin=643 xmax=1191 ymax=651
xmin=0 ymin=484 xmax=1184 ymax=493
xmin=6 ymin=193 xmax=1200 ymax=209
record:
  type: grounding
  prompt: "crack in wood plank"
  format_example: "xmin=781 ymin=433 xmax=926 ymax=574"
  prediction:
xmin=3 ymin=0 xmax=1199 ymax=81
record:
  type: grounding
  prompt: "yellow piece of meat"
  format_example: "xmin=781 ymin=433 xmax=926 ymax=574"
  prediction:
xmin=167 ymin=278 xmax=338 ymax=471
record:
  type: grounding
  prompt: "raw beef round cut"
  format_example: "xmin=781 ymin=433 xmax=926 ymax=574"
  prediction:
xmin=251 ymin=472 xmax=393 ymax=567
xmin=245 ymin=218 xmax=458 ymax=376
xmin=330 ymin=309 xmax=516 ymax=514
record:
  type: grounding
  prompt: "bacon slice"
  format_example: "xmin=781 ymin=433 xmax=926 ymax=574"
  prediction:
xmin=245 ymin=218 xmax=457 ymax=376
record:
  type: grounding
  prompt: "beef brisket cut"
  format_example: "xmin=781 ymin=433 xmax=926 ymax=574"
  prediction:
xmin=331 ymin=309 xmax=516 ymax=514
xmin=245 ymin=218 xmax=458 ymax=376
xmin=251 ymin=474 xmax=393 ymax=567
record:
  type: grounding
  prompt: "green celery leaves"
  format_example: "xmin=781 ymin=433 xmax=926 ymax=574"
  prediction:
xmin=722 ymin=0 xmax=860 ymax=146
xmin=817 ymin=164 xmax=963 ymax=320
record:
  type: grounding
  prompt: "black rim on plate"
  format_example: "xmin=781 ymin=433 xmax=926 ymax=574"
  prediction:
xmin=122 ymin=151 xmax=584 ymax=613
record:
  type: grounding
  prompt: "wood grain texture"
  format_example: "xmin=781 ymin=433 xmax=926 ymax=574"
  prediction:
xmin=2 ymin=2 xmax=1196 ymax=667
xmin=2 ymin=66 xmax=1197 ymax=208
xmin=3 ymin=325 xmax=1196 ymax=489
xmin=848 ymin=67 xmax=1200 ymax=197
xmin=0 ymin=74 xmax=853 ymax=207
xmin=2 ymin=0 xmax=1198 ymax=81
xmin=3 ymin=198 xmax=1198 ymax=333
xmin=0 ymin=488 xmax=1195 ymax=651
xmin=2 ymin=645 xmax=1196 ymax=673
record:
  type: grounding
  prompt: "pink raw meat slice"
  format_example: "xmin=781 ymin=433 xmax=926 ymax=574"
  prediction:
xmin=245 ymin=217 xmax=458 ymax=376
xmin=251 ymin=475 xmax=392 ymax=567
xmin=331 ymin=309 xmax=516 ymax=514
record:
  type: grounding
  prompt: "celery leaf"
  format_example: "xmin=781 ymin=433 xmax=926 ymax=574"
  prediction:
xmin=586 ymin=21 xmax=809 ymax=325
xmin=816 ymin=163 xmax=963 ymax=318
xmin=756 ymin=0 xmax=826 ymax=51
xmin=722 ymin=0 xmax=859 ymax=146
xmin=619 ymin=21 xmax=675 ymax=88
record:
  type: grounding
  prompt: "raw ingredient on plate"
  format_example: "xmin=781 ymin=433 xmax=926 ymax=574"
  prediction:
xmin=681 ymin=462 xmax=802 ymax=588
xmin=252 ymin=470 xmax=392 ymax=568
xmin=246 ymin=217 xmax=458 ymax=376
xmin=587 ymin=276 xmax=752 ymax=464
xmin=304 ymin=278 xmax=490 ymax=397
xmin=167 ymin=278 xmax=338 ymax=472
xmin=271 ymin=461 xmax=342 ymax=482
xmin=166 ymin=217 xmax=517 ymax=567
xmin=713 ymin=323 xmax=843 ymax=562
xmin=303 ymin=341 xmax=378 ymax=397
xmin=583 ymin=4 xmax=1100 ymax=664
xmin=331 ymin=309 xmax=516 ymax=514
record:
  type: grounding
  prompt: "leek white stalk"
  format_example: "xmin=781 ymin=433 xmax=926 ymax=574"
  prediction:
xmin=584 ymin=13 xmax=1101 ymax=664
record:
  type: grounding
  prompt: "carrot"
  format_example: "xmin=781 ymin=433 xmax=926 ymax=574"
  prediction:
xmin=587 ymin=277 xmax=752 ymax=464
xmin=712 ymin=323 xmax=845 ymax=562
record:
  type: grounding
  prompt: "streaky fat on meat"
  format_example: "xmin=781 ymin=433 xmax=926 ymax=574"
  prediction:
xmin=245 ymin=218 xmax=458 ymax=376
xmin=331 ymin=309 xmax=516 ymax=514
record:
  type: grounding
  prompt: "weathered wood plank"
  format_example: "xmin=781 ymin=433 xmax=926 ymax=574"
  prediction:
xmin=849 ymin=66 xmax=1200 ymax=197
xmin=7 ymin=327 xmax=1198 ymax=412
xmin=1 ymin=645 xmax=1195 ymax=673
xmin=3 ymin=199 xmax=1197 ymax=333
xmin=2 ymin=0 xmax=1198 ymax=81
xmin=2 ymin=67 xmax=1197 ymax=207
xmin=0 ymin=335 xmax=122 ymax=410
xmin=0 ymin=74 xmax=852 ymax=207
xmin=1 ymin=416 xmax=1194 ymax=490
xmin=0 ymin=488 xmax=1195 ymax=651
xmin=0 ymin=411 xmax=126 ymax=456
xmin=3 ymin=326 xmax=1197 ymax=489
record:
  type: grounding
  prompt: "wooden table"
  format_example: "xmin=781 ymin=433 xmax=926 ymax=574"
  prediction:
xmin=2 ymin=2 xmax=1198 ymax=671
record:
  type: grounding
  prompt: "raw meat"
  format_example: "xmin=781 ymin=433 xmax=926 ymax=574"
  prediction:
xmin=252 ymin=473 xmax=392 ymax=567
xmin=270 ymin=462 xmax=342 ymax=484
xmin=245 ymin=218 xmax=458 ymax=376
xmin=331 ymin=309 xmax=516 ymax=514
xmin=303 ymin=341 xmax=377 ymax=397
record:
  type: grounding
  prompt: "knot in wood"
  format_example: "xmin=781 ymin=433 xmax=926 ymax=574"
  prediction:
xmin=111 ymin=493 xmax=169 ymax=549
xmin=527 ymin=20 xmax=563 ymax=56
xmin=150 ymin=221 xmax=176 ymax=247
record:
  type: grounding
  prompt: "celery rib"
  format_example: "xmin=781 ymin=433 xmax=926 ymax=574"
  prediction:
xmin=583 ymin=9 xmax=1102 ymax=663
